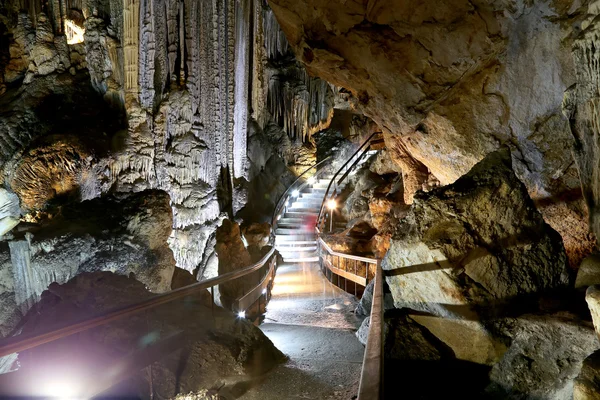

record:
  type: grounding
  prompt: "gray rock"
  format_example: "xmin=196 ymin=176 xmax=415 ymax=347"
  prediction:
xmin=486 ymin=313 xmax=599 ymax=400
xmin=355 ymin=279 xmax=395 ymax=316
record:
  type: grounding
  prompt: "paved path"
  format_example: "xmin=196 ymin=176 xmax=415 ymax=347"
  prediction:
xmin=239 ymin=261 xmax=364 ymax=400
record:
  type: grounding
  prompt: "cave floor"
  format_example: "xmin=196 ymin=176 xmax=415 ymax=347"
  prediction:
xmin=237 ymin=261 xmax=364 ymax=400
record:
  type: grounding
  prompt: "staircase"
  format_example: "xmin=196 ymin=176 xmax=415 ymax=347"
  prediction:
xmin=275 ymin=175 xmax=347 ymax=263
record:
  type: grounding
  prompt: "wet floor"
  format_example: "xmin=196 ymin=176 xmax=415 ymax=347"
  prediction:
xmin=239 ymin=261 xmax=365 ymax=400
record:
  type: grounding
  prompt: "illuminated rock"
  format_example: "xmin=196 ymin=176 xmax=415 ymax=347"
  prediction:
xmin=383 ymin=148 xmax=570 ymax=319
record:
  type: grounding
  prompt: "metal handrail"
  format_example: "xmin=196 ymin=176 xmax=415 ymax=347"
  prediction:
xmin=0 ymin=247 xmax=276 ymax=358
xmin=271 ymin=156 xmax=332 ymax=232
xmin=316 ymin=132 xmax=379 ymax=232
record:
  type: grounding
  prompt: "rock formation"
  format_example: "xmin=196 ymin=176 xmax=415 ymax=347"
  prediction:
xmin=268 ymin=0 xmax=596 ymax=267
xmin=13 ymin=271 xmax=285 ymax=398
xmin=0 ymin=189 xmax=176 ymax=336
xmin=215 ymin=219 xmax=253 ymax=309
xmin=382 ymin=149 xmax=570 ymax=319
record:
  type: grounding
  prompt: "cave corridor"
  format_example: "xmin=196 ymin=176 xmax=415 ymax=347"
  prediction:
xmin=2 ymin=0 xmax=600 ymax=399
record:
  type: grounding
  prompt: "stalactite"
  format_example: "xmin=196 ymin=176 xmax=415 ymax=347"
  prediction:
xmin=233 ymin=0 xmax=250 ymax=180
xmin=263 ymin=9 xmax=333 ymax=142
xmin=123 ymin=0 xmax=139 ymax=100
xmin=263 ymin=8 xmax=288 ymax=59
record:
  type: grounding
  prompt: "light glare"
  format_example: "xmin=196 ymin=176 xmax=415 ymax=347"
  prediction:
xmin=292 ymin=190 xmax=300 ymax=197
xmin=327 ymin=199 xmax=337 ymax=210
xmin=238 ymin=310 xmax=246 ymax=319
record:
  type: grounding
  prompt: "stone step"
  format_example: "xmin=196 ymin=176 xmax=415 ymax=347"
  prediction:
xmin=275 ymin=241 xmax=317 ymax=248
xmin=284 ymin=211 xmax=318 ymax=219
xmin=275 ymin=234 xmax=317 ymax=242
xmin=276 ymin=228 xmax=313 ymax=235
xmin=288 ymin=207 xmax=321 ymax=213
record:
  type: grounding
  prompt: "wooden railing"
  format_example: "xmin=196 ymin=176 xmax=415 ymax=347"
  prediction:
xmin=313 ymin=132 xmax=385 ymax=399
xmin=358 ymin=262 xmax=384 ymax=400
xmin=316 ymin=235 xmax=384 ymax=399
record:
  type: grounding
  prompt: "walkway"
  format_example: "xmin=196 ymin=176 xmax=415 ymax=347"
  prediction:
xmin=240 ymin=176 xmax=365 ymax=400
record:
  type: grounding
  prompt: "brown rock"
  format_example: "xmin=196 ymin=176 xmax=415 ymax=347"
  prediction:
xmin=574 ymin=350 xmax=600 ymax=400
xmin=15 ymin=272 xmax=284 ymax=398
xmin=216 ymin=220 xmax=253 ymax=309
xmin=241 ymin=222 xmax=271 ymax=248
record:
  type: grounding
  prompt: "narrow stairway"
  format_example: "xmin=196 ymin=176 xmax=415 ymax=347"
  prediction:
xmin=240 ymin=175 xmax=364 ymax=400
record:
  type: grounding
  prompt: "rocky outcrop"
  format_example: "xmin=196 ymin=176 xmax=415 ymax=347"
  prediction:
xmin=563 ymin=2 xmax=600 ymax=244
xmin=0 ymin=190 xmax=175 ymax=327
xmin=486 ymin=313 xmax=599 ymax=400
xmin=576 ymin=254 xmax=600 ymax=289
xmin=382 ymin=149 xmax=570 ymax=320
xmin=241 ymin=222 xmax=271 ymax=248
xmin=14 ymin=272 xmax=284 ymax=398
xmin=574 ymin=350 xmax=600 ymax=400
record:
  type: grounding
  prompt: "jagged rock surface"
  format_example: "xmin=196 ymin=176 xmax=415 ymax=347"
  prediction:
xmin=382 ymin=149 xmax=570 ymax=320
xmin=0 ymin=190 xmax=176 ymax=330
xmin=486 ymin=313 xmax=599 ymax=400
xmin=215 ymin=219 xmax=253 ymax=309
xmin=574 ymin=350 xmax=600 ymax=400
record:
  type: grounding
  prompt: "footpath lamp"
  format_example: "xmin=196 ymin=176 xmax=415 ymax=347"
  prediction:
xmin=327 ymin=199 xmax=337 ymax=232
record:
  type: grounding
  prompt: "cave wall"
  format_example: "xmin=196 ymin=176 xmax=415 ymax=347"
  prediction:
xmin=268 ymin=0 xmax=597 ymax=266
xmin=0 ymin=0 xmax=335 ymax=278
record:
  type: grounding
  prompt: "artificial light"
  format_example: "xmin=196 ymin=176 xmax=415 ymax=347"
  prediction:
xmin=237 ymin=310 xmax=246 ymax=319
xmin=327 ymin=199 xmax=337 ymax=210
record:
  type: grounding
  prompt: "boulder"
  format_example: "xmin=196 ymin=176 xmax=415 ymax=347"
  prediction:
xmin=356 ymin=310 xmax=452 ymax=362
xmin=14 ymin=272 xmax=284 ymax=398
xmin=171 ymin=267 xmax=197 ymax=290
xmin=216 ymin=220 xmax=253 ymax=309
xmin=576 ymin=254 xmax=600 ymax=289
xmin=586 ymin=286 xmax=600 ymax=336
xmin=486 ymin=313 xmax=599 ymax=400
xmin=410 ymin=316 xmax=506 ymax=366
xmin=355 ymin=279 xmax=395 ymax=316
xmin=0 ymin=190 xmax=176 ymax=330
xmin=574 ymin=350 xmax=600 ymax=400
xmin=241 ymin=222 xmax=271 ymax=248
xmin=382 ymin=149 xmax=570 ymax=319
